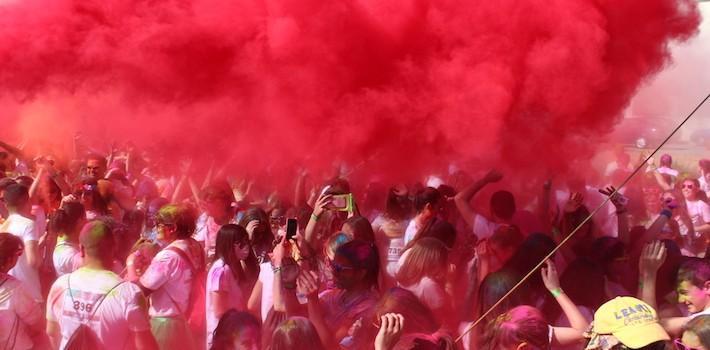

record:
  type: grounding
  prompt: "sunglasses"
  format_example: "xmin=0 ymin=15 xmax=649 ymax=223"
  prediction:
xmin=332 ymin=262 xmax=356 ymax=273
xmin=675 ymin=339 xmax=701 ymax=350
xmin=682 ymin=184 xmax=696 ymax=189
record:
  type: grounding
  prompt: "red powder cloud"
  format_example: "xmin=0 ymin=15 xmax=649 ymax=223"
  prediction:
xmin=0 ymin=0 xmax=701 ymax=185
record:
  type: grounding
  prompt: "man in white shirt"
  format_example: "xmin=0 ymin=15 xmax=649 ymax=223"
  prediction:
xmin=454 ymin=170 xmax=518 ymax=240
xmin=194 ymin=182 xmax=236 ymax=261
xmin=130 ymin=204 xmax=204 ymax=350
xmin=46 ymin=220 xmax=157 ymax=350
xmin=0 ymin=184 xmax=41 ymax=301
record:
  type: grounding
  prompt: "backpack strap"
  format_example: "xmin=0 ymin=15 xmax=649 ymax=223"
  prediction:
xmin=67 ymin=273 xmax=125 ymax=324
xmin=163 ymin=242 xmax=203 ymax=318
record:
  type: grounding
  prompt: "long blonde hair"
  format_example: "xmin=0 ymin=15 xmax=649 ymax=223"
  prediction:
xmin=396 ymin=237 xmax=448 ymax=286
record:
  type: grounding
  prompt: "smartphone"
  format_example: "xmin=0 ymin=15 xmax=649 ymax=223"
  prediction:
xmin=286 ymin=218 xmax=298 ymax=241
xmin=330 ymin=193 xmax=353 ymax=212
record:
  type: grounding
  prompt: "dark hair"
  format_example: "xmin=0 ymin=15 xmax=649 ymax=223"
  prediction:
xmin=239 ymin=207 xmax=276 ymax=259
xmin=14 ymin=176 xmax=33 ymax=188
xmin=409 ymin=218 xmax=456 ymax=250
xmin=385 ymin=187 xmax=412 ymax=221
xmin=684 ymin=315 xmax=710 ymax=349
xmin=202 ymin=181 xmax=235 ymax=206
xmin=3 ymin=183 xmax=29 ymax=209
xmin=322 ymin=178 xmax=351 ymax=195
xmin=271 ymin=317 xmax=325 ymax=350
xmin=376 ymin=288 xmax=439 ymax=334
xmin=393 ymin=333 xmax=458 ymax=350
xmin=86 ymin=153 xmax=107 ymax=167
xmin=544 ymin=258 xmax=606 ymax=321
xmin=215 ymin=224 xmax=258 ymax=286
xmin=0 ymin=178 xmax=17 ymax=191
xmin=75 ymin=177 xmax=108 ymax=215
xmin=678 ymin=258 xmax=710 ymax=288
xmin=477 ymin=268 xmax=526 ymax=329
xmin=502 ymin=233 xmax=555 ymax=298
xmin=156 ymin=204 xmax=197 ymax=239
xmin=343 ymin=216 xmax=375 ymax=242
xmin=588 ymin=237 xmax=626 ymax=276
xmin=414 ymin=187 xmax=442 ymax=213
xmin=49 ymin=202 xmax=86 ymax=236
xmin=0 ymin=232 xmax=23 ymax=268
xmin=335 ymin=239 xmax=380 ymax=290
xmin=480 ymin=305 xmax=549 ymax=350
xmin=490 ymin=190 xmax=516 ymax=221
xmin=489 ymin=225 xmax=523 ymax=251
xmin=210 ymin=309 xmax=261 ymax=350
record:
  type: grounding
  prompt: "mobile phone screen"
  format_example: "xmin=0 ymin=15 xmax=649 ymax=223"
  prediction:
xmin=286 ymin=218 xmax=298 ymax=241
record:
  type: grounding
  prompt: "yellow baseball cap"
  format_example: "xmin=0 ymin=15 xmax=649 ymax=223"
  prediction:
xmin=590 ymin=297 xmax=669 ymax=349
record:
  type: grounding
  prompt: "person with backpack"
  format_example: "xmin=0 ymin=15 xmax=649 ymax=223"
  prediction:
xmin=130 ymin=204 xmax=206 ymax=350
xmin=46 ymin=220 xmax=157 ymax=350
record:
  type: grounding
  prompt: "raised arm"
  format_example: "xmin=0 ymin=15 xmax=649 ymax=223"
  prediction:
xmin=454 ymin=170 xmax=502 ymax=228
xmin=542 ymin=259 xmax=587 ymax=346
xmin=599 ymin=186 xmax=630 ymax=246
xmin=298 ymin=270 xmax=338 ymax=349
xmin=0 ymin=139 xmax=28 ymax=162
xmin=304 ymin=192 xmax=332 ymax=246
xmin=637 ymin=241 xmax=667 ymax=310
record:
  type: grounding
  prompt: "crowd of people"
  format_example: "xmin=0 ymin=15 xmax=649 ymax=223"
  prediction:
xmin=2 ymin=138 xmax=710 ymax=350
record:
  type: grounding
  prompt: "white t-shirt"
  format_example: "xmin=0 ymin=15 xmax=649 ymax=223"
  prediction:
xmin=690 ymin=307 xmax=710 ymax=319
xmin=46 ymin=268 xmax=150 ymax=350
xmin=1 ymin=213 xmax=41 ymax=301
xmin=373 ymin=215 xmax=407 ymax=278
xmin=140 ymin=240 xmax=201 ymax=317
xmin=0 ymin=274 xmax=42 ymax=350
xmin=53 ymin=237 xmax=82 ymax=277
xmin=194 ymin=213 xmax=237 ymax=261
xmin=257 ymin=262 xmax=274 ymax=322
xmin=699 ymin=176 xmax=710 ymax=197
xmin=678 ymin=200 xmax=710 ymax=238
xmin=206 ymin=258 xmax=245 ymax=349
xmin=472 ymin=214 xmax=499 ymax=240
xmin=30 ymin=205 xmax=46 ymax=242
xmin=399 ymin=276 xmax=447 ymax=313
xmin=403 ymin=219 xmax=421 ymax=246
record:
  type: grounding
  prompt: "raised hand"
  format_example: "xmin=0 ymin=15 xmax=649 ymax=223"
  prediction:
xmin=639 ymin=241 xmax=667 ymax=275
xmin=563 ymin=192 xmax=584 ymax=213
xmin=312 ymin=192 xmax=333 ymax=217
xmin=296 ymin=270 xmax=320 ymax=299
xmin=374 ymin=313 xmax=405 ymax=350
xmin=541 ymin=259 xmax=561 ymax=292
xmin=599 ymin=186 xmax=628 ymax=212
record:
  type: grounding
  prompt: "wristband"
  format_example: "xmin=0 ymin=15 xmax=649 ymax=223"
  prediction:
xmin=660 ymin=209 xmax=673 ymax=219
xmin=550 ymin=288 xmax=564 ymax=298
xmin=311 ymin=213 xmax=320 ymax=222
xmin=272 ymin=266 xmax=282 ymax=273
